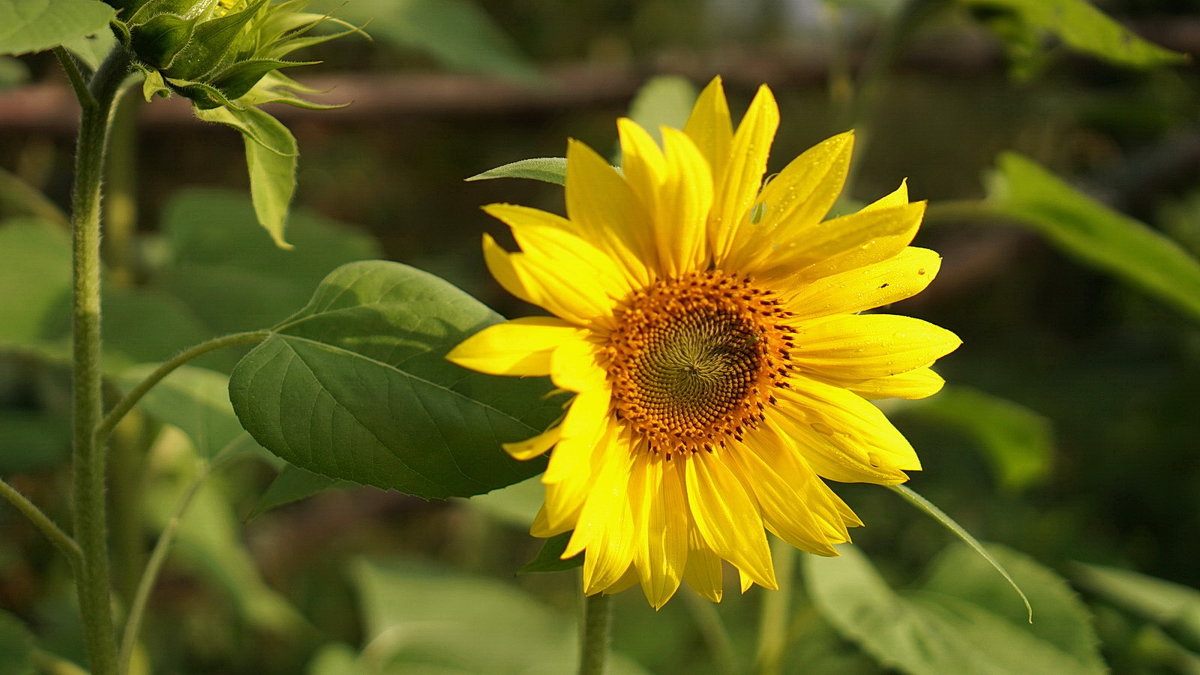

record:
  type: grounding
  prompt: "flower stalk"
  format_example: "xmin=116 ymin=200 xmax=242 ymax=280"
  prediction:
xmin=579 ymin=592 xmax=613 ymax=675
xmin=65 ymin=45 xmax=133 ymax=675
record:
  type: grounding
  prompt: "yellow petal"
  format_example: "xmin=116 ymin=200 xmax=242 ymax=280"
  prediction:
xmin=752 ymin=201 xmax=926 ymax=283
xmin=568 ymin=440 xmax=638 ymax=593
xmin=727 ymin=131 xmax=854 ymax=269
xmin=482 ymin=233 xmax=536 ymax=306
xmin=773 ymin=377 xmax=920 ymax=484
xmin=748 ymin=425 xmax=854 ymax=542
xmin=791 ymin=314 xmax=962 ymax=382
xmin=786 ymin=247 xmax=943 ymax=319
xmin=709 ymin=85 xmax=779 ymax=264
xmin=631 ymin=454 xmax=688 ymax=609
xmin=544 ymin=389 xmax=610 ymax=483
xmin=655 ymin=127 xmax=713 ymax=275
xmin=617 ymin=117 xmax=668 ymax=218
xmin=847 ymin=367 xmax=946 ymax=400
xmin=484 ymin=205 xmax=628 ymax=327
xmin=551 ymin=333 xmax=608 ymax=393
xmin=725 ymin=443 xmax=839 ymax=556
xmin=682 ymin=524 xmax=724 ymax=603
xmin=684 ymin=450 xmax=776 ymax=590
xmin=683 ymin=76 xmax=732 ymax=182
xmin=446 ymin=316 xmax=578 ymax=376
xmin=502 ymin=424 xmax=562 ymax=461
xmin=864 ymin=178 xmax=909 ymax=211
xmin=566 ymin=139 xmax=656 ymax=285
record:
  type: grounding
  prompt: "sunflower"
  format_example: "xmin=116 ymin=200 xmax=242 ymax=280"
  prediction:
xmin=449 ymin=77 xmax=961 ymax=608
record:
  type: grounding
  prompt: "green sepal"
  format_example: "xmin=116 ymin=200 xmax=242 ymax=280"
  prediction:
xmin=167 ymin=75 xmax=242 ymax=110
xmin=129 ymin=12 xmax=194 ymax=70
xmin=167 ymin=0 xmax=266 ymax=80
xmin=138 ymin=65 xmax=171 ymax=100
xmin=209 ymin=57 xmax=313 ymax=101
xmin=466 ymin=158 xmax=568 ymax=186
xmin=519 ymin=532 xmax=582 ymax=574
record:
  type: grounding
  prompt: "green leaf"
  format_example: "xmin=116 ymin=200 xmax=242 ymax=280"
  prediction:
xmin=902 ymin=386 xmax=1052 ymax=491
xmin=130 ymin=12 xmax=195 ymax=71
xmin=989 ymin=153 xmax=1200 ymax=320
xmin=1072 ymin=563 xmax=1200 ymax=653
xmin=890 ymin=484 xmax=1032 ymax=621
xmin=518 ymin=532 xmax=582 ymax=574
xmin=466 ymin=157 xmax=568 ymax=186
xmin=117 ymin=365 xmax=247 ymax=459
xmin=329 ymin=0 xmax=540 ymax=82
xmin=627 ymin=75 xmax=698 ymax=146
xmin=166 ymin=0 xmax=266 ymax=80
xmin=249 ymin=464 xmax=347 ymax=519
xmin=194 ymin=106 xmax=298 ymax=248
xmin=229 ymin=261 xmax=563 ymax=499
xmin=804 ymin=544 xmax=1104 ymax=675
xmin=0 ymin=611 xmax=34 ymax=675
xmin=961 ymin=0 xmax=1186 ymax=69
xmin=0 ymin=219 xmax=72 ymax=350
xmin=62 ymin=28 xmax=116 ymax=72
xmin=350 ymin=559 xmax=647 ymax=674
xmin=154 ymin=189 xmax=378 ymax=339
xmin=0 ymin=0 xmax=115 ymax=57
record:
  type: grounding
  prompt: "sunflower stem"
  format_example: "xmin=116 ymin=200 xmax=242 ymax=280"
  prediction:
xmin=754 ymin=539 xmax=796 ymax=675
xmin=67 ymin=44 xmax=132 ymax=675
xmin=578 ymin=592 xmax=613 ymax=675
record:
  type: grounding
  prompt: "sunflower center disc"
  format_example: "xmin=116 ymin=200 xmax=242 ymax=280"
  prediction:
xmin=606 ymin=271 xmax=794 ymax=455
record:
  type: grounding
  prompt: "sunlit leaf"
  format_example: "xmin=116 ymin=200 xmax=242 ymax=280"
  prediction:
xmin=229 ymin=261 xmax=563 ymax=499
xmin=989 ymin=153 xmax=1200 ymax=321
xmin=466 ymin=158 xmax=568 ymax=186
xmin=465 ymin=475 xmax=543 ymax=528
xmin=962 ymin=0 xmax=1185 ymax=69
xmin=0 ymin=0 xmax=114 ymax=57
xmin=902 ymin=386 xmax=1052 ymax=491
xmin=0 ymin=611 xmax=34 ymax=675
xmin=1072 ymin=563 xmax=1200 ymax=653
xmin=804 ymin=544 xmax=1104 ymax=675
xmin=194 ymin=107 xmax=298 ymax=248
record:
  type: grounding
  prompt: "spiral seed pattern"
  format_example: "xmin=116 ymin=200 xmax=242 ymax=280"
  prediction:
xmin=606 ymin=270 xmax=796 ymax=456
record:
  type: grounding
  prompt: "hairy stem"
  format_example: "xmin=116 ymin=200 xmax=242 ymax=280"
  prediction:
xmin=0 ymin=478 xmax=83 ymax=569
xmin=578 ymin=591 xmax=613 ymax=675
xmin=67 ymin=45 xmax=132 ymax=675
xmin=95 ymin=331 xmax=271 ymax=444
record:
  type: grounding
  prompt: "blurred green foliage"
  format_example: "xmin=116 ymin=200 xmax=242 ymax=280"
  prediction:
xmin=1 ymin=0 xmax=1199 ymax=673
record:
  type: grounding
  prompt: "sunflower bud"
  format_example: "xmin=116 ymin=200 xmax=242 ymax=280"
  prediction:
xmin=116 ymin=0 xmax=353 ymax=110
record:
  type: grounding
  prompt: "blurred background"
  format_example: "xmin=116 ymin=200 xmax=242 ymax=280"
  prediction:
xmin=1 ymin=0 xmax=1198 ymax=672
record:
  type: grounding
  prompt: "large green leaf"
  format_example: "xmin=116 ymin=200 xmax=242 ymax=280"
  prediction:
xmin=989 ymin=153 xmax=1200 ymax=320
xmin=1073 ymin=563 xmax=1200 ymax=653
xmin=152 ymin=188 xmax=380 ymax=339
xmin=229 ymin=261 xmax=562 ymax=499
xmin=0 ymin=611 xmax=33 ymax=675
xmin=326 ymin=0 xmax=539 ymax=82
xmin=0 ymin=0 xmax=114 ymax=57
xmin=901 ymin=386 xmax=1052 ymax=490
xmin=962 ymin=0 xmax=1184 ymax=69
xmin=194 ymin=106 xmax=298 ymax=248
xmin=804 ymin=544 xmax=1105 ymax=675
xmin=248 ymin=464 xmax=347 ymax=519
xmin=348 ymin=559 xmax=647 ymax=674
